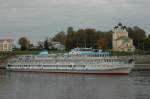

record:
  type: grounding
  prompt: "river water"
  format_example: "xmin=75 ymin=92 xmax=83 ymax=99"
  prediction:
xmin=0 ymin=70 xmax=150 ymax=99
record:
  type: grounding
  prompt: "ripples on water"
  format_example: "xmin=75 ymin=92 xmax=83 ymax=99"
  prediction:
xmin=0 ymin=70 xmax=150 ymax=99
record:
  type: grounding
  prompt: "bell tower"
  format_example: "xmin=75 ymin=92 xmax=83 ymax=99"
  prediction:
xmin=113 ymin=22 xmax=128 ymax=51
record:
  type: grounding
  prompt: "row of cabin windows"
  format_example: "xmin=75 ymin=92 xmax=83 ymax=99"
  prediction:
xmin=12 ymin=65 xmax=117 ymax=68
xmin=43 ymin=65 xmax=72 ymax=67
xmin=43 ymin=65 xmax=85 ymax=68
xmin=15 ymin=59 xmax=124 ymax=63
xmin=12 ymin=65 xmax=73 ymax=67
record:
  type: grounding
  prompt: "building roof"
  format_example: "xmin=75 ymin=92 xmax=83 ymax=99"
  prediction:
xmin=114 ymin=22 xmax=127 ymax=30
xmin=115 ymin=36 xmax=132 ymax=42
xmin=0 ymin=39 xmax=14 ymax=43
xmin=39 ymin=50 xmax=49 ymax=55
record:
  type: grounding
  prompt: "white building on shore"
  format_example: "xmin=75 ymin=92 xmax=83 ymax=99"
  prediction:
xmin=52 ymin=42 xmax=65 ymax=50
xmin=113 ymin=23 xmax=135 ymax=52
xmin=0 ymin=39 xmax=14 ymax=51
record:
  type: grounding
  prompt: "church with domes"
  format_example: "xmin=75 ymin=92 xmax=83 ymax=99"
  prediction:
xmin=112 ymin=23 xmax=135 ymax=52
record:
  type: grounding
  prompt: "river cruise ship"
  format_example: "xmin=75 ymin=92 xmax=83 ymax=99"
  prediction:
xmin=6 ymin=48 xmax=135 ymax=74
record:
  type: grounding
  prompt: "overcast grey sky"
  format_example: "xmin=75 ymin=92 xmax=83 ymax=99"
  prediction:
xmin=0 ymin=0 xmax=150 ymax=44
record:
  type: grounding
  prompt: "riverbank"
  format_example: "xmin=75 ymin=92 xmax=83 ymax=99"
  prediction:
xmin=135 ymin=55 xmax=150 ymax=64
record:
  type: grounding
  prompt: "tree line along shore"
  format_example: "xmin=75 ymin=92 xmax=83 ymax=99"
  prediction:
xmin=17 ymin=26 xmax=150 ymax=53
xmin=0 ymin=25 xmax=150 ymax=67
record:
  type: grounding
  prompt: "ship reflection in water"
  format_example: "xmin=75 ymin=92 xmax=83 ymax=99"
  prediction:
xmin=0 ymin=70 xmax=150 ymax=99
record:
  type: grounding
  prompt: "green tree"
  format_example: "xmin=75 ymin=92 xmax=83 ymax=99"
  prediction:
xmin=18 ymin=37 xmax=30 ymax=50
xmin=67 ymin=27 xmax=74 ymax=35
xmin=66 ymin=28 xmax=98 ymax=49
xmin=66 ymin=27 xmax=75 ymax=50
xmin=128 ymin=26 xmax=146 ymax=49
xmin=52 ymin=25 xmax=148 ymax=52
xmin=144 ymin=34 xmax=150 ymax=52
xmin=44 ymin=39 xmax=49 ymax=50
xmin=52 ymin=31 xmax=66 ymax=45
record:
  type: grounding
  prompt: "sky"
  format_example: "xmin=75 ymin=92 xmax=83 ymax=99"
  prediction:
xmin=0 ymin=0 xmax=150 ymax=44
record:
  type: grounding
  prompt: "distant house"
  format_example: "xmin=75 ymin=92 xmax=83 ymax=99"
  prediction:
xmin=0 ymin=39 xmax=14 ymax=51
xmin=37 ymin=40 xmax=65 ymax=50
xmin=53 ymin=43 xmax=65 ymax=50
xmin=113 ymin=23 xmax=135 ymax=52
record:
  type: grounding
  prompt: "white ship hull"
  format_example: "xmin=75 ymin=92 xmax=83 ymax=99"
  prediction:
xmin=6 ymin=65 xmax=134 ymax=74
xmin=6 ymin=49 xmax=135 ymax=75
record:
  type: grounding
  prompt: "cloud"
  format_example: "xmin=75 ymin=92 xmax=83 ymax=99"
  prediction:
xmin=0 ymin=0 xmax=150 ymax=43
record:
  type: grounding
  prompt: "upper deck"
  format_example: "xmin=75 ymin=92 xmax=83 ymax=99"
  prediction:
xmin=69 ymin=47 xmax=110 ymax=57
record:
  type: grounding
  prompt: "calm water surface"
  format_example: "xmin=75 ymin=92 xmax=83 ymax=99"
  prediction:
xmin=0 ymin=70 xmax=150 ymax=99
